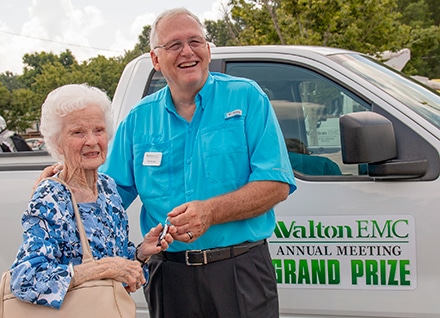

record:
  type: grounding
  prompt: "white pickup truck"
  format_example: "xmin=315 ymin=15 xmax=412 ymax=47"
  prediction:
xmin=1 ymin=45 xmax=440 ymax=318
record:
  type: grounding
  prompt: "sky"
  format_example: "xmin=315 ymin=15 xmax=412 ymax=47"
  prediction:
xmin=0 ymin=0 xmax=228 ymax=75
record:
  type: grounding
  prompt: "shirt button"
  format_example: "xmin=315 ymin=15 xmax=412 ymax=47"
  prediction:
xmin=186 ymin=190 xmax=193 ymax=196
xmin=188 ymin=128 xmax=193 ymax=133
xmin=186 ymin=159 xmax=191 ymax=164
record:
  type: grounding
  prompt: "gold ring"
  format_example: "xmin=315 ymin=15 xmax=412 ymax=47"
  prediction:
xmin=187 ymin=231 xmax=193 ymax=240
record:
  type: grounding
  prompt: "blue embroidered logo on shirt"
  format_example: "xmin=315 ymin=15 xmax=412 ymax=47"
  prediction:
xmin=224 ymin=109 xmax=242 ymax=119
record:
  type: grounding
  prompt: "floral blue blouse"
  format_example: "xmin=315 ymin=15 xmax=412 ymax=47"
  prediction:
xmin=9 ymin=173 xmax=145 ymax=309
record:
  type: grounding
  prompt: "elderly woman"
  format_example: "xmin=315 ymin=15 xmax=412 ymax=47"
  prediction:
xmin=9 ymin=83 xmax=173 ymax=309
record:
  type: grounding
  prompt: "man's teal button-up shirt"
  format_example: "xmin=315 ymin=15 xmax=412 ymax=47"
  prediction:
xmin=101 ymin=72 xmax=296 ymax=252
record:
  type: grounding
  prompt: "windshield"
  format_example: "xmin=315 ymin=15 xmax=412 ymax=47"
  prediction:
xmin=329 ymin=53 xmax=440 ymax=129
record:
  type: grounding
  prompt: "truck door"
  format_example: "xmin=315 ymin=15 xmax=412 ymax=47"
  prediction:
xmin=220 ymin=60 xmax=440 ymax=317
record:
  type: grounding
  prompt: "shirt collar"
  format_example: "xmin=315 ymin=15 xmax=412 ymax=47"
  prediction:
xmin=164 ymin=73 xmax=214 ymax=113
xmin=196 ymin=73 xmax=214 ymax=110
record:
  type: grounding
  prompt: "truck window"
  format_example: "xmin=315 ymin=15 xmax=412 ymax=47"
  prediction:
xmin=225 ymin=62 xmax=371 ymax=177
xmin=146 ymin=71 xmax=166 ymax=96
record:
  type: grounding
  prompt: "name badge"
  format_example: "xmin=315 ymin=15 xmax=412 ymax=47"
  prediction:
xmin=225 ymin=109 xmax=242 ymax=119
xmin=143 ymin=152 xmax=163 ymax=166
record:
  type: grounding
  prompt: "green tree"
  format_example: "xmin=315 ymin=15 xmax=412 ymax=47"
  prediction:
xmin=0 ymin=71 xmax=25 ymax=91
xmin=230 ymin=0 xmax=283 ymax=45
xmin=397 ymin=0 xmax=433 ymax=27
xmin=30 ymin=56 xmax=123 ymax=103
xmin=205 ymin=19 xmax=239 ymax=46
xmin=403 ymin=25 xmax=440 ymax=77
xmin=31 ymin=62 xmax=72 ymax=97
xmin=123 ymin=25 xmax=152 ymax=64
xmin=77 ymin=55 xmax=125 ymax=99
xmin=395 ymin=0 xmax=440 ymax=78
xmin=20 ymin=50 xmax=78 ymax=89
xmin=135 ymin=25 xmax=151 ymax=53
xmin=6 ymin=52 xmax=127 ymax=132
xmin=229 ymin=0 xmax=410 ymax=53
xmin=0 ymin=83 xmax=12 ymax=117
xmin=7 ymin=89 xmax=39 ymax=132
xmin=226 ymin=0 xmax=439 ymax=78
xmin=426 ymin=0 xmax=440 ymax=25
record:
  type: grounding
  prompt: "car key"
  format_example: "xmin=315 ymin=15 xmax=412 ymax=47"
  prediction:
xmin=157 ymin=218 xmax=170 ymax=246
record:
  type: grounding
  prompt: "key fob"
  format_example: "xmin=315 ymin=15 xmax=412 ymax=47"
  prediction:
xmin=157 ymin=222 xmax=169 ymax=246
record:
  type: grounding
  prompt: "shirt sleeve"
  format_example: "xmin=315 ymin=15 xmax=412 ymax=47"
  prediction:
xmin=9 ymin=180 xmax=74 ymax=309
xmin=245 ymin=82 xmax=297 ymax=194
xmin=100 ymin=117 xmax=139 ymax=209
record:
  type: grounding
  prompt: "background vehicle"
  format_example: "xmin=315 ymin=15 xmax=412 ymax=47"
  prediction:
xmin=25 ymin=138 xmax=46 ymax=151
xmin=1 ymin=45 xmax=440 ymax=317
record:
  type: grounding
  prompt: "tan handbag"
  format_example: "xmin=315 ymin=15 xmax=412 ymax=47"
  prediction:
xmin=0 ymin=177 xmax=136 ymax=318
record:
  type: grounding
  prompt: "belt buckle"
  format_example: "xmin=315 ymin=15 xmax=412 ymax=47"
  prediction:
xmin=185 ymin=250 xmax=207 ymax=266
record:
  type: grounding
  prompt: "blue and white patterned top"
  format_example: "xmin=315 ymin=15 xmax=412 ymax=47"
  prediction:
xmin=9 ymin=173 xmax=143 ymax=309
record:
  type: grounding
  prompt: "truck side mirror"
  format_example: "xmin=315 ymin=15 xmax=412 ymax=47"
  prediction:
xmin=340 ymin=112 xmax=396 ymax=164
xmin=340 ymin=112 xmax=428 ymax=179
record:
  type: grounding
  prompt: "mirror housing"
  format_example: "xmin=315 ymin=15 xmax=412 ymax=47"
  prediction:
xmin=340 ymin=112 xmax=428 ymax=179
xmin=340 ymin=112 xmax=396 ymax=164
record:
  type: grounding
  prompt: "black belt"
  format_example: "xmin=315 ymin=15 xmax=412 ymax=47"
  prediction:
xmin=162 ymin=240 xmax=266 ymax=266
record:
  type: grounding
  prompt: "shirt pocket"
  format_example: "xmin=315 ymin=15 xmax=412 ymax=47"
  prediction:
xmin=133 ymin=141 xmax=172 ymax=199
xmin=201 ymin=119 xmax=250 ymax=184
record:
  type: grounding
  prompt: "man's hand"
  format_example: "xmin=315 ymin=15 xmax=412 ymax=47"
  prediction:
xmin=33 ymin=163 xmax=63 ymax=190
xmin=166 ymin=181 xmax=290 ymax=243
xmin=167 ymin=200 xmax=213 ymax=242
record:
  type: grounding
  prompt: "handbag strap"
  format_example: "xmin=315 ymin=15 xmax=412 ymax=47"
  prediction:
xmin=43 ymin=177 xmax=94 ymax=263
xmin=0 ymin=270 xmax=7 ymax=315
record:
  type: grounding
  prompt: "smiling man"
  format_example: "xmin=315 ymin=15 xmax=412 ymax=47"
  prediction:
xmin=100 ymin=7 xmax=296 ymax=318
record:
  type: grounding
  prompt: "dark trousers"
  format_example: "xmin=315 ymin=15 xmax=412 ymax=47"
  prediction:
xmin=144 ymin=241 xmax=279 ymax=318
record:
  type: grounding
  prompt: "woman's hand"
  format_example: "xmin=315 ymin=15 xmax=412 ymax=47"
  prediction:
xmin=72 ymin=256 xmax=146 ymax=292
xmin=136 ymin=223 xmax=176 ymax=262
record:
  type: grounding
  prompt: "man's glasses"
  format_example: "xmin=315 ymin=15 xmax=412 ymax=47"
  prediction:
xmin=154 ymin=36 xmax=206 ymax=53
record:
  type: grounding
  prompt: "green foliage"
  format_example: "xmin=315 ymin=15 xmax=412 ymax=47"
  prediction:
xmin=205 ymin=19 xmax=238 ymax=46
xmin=78 ymin=55 xmax=125 ymax=99
xmin=1 ymin=50 xmax=128 ymax=132
xmin=31 ymin=62 xmax=72 ymax=96
xmin=403 ymin=25 xmax=440 ymax=77
xmin=6 ymin=89 xmax=39 ymax=132
xmin=395 ymin=0 xmax=440 ymax=78
xmin=0 ymin=71 xmax=25 ymax=91
xmin=20 ymin=50 xmax=78 ymax=88
xmin=122 ymin=25 xmax=152 ymax=64
xmin=134 ymin=25 xmax=152 ymax=53
xmin=397 ymin=0 xmax=433 ymax=27
xmin=229 ymin=0 xmax=409 ymax=53
xmin=425 ymin=0 xmax=440 ymax=25
xmin=0 ymin=83 xmax=12 ymax=114
xmin=230 ymin=0 xmax=283 ymax=45
xmin=225 ymin=0 xmax=438 ymax=79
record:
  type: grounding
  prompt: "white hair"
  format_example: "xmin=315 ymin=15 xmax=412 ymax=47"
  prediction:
xmin=149 ymin=7 xmax=206 ymax=50
xmin=40 ymin=83 xmax=113 ymax=162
